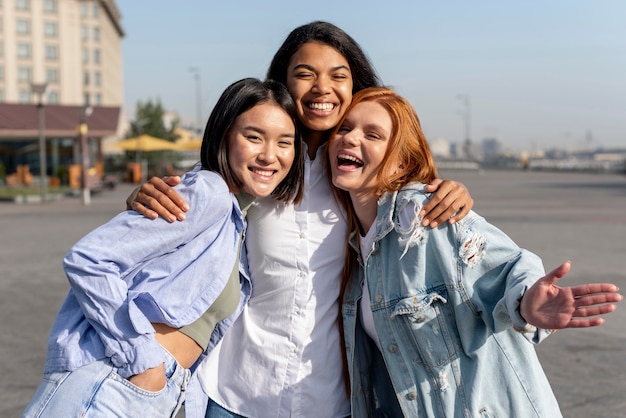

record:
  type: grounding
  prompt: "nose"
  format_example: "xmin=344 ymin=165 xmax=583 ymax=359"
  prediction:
xmin=258 ymin=143 xmax=277 ymax=164
xmin=342 ymin=129 xmax=360 ymax=147
xmin=312 ymin=75 xmax=331 ymax=94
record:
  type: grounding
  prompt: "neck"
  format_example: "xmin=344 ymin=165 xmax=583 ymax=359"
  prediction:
xmin=304 ymin=129 xmax=329 ymax=160
xmin=350 ymin=191 xmax=378 ymax=236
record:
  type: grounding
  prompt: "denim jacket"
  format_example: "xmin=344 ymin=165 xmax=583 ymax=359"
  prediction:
xmin=343 ymin=183 xmax=562 ymax=417
xmin=45 ymin=168 xmax=251 ymax=382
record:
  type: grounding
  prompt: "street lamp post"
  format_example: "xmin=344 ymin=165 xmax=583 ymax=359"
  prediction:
xmin=31 ymin=82 xmax=48 ymax=204
xmin=189 ymin=66 xmax=202 ymax=135
xmin=79 ymin=106 xmax=93 ymax=205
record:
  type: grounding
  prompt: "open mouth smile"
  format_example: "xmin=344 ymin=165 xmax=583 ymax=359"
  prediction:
xmin=337 ymin=153 xmax=364 ymax=168
xmin=250 ymin=168 xmax=276 ymax=178
xmin=308 ymin=102 xmax=336 ymax=112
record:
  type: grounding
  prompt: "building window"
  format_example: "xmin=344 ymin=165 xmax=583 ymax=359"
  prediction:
xmin=83 ymin=92 xmax=90 ymax=105
xmin=93 ymin=49 xmax=100 ymax=64
xmin=93 ymin=26 xmax=100 ymax=42
xmin=0 ymin=90 xmax=4 ymax=103
xmin=46 ymin=67 xmax=58 ymax=83
xmin=19 ymin=89 xmax=31 ymax=103
xmin=17 ymin=43 xmax=31 ymax=58
xmin=83 ymin=70 xmax=89 ymax=86
xmin=47 ymin=90 xmax=59 ymax=103
xmin=94 ymin=93 xmax=101 ymax=106
xmin=0 ymin=66 xmax=4 ymax=81
xmin=45 ymin=44 xmax=58 ymax=60
xmin=15 ymin=0 xmax=30 ymax=11
xmin=16 ymin=18 xmax=31 ymax=35
xmin=80 ymin=2 xmax=87 ymax=17
xmin=0 ymin=43 xmax=3 ymax=57
xmin=93 ymin=3 xmax=99 ymax=18
xmin=82 ymin=47 xmax=89 ymax=63
xmin=81 ymin=25 xmax=88 ymax=41
xmin=94 ymin=71 xmax=101 ymax=86
xmin=17 ymin=66 xmax=31 ymax=82
xmin=43 ymin=0 xmax=57 ymax=13
xmin=44 ymin=21 xmax=58 ymax=37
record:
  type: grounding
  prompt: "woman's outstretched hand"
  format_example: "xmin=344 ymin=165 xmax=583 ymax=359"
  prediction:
xmin=126 ymin=176 xmax=188 ymax=222
xmin=520 ymin=261 xmax=622 ymax=329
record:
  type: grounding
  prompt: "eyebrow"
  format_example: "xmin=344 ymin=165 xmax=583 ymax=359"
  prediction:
xmin=243 ymin=125 xmax=295 ymax=138
xmin=292 ymin=63 xmax=351 ymax=73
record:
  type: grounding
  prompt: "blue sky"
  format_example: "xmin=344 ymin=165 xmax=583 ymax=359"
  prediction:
xmin=118 ymin=0 xmax=625 ymax=151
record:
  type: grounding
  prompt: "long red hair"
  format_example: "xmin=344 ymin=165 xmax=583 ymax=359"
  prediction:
xmin=324 ymin=87 xmax=439 ymax=393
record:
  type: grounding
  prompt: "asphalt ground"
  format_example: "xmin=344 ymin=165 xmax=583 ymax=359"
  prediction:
xmin=1 ymin=169 xmax=625 ymax=417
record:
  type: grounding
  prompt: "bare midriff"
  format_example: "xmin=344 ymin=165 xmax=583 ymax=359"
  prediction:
xmin=152 ymin=322 xmax=203 ymax=369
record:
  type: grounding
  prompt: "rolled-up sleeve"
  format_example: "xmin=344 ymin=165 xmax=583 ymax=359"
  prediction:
xmin=63 ymin=171 xmax=233 ymax=377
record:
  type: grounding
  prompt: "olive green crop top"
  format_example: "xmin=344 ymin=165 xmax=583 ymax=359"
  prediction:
xmin=178 ymin=192 xmax=254 ymax=350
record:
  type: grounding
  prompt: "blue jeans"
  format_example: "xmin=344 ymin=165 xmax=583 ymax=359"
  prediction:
xmin=23 ymin=348 xmax=190 ymax=417
xmin=205 ymin=398 xmax=247 ymax=418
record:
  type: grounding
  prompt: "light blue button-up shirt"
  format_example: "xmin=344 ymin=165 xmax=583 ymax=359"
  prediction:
xmin=343 ymin=183 xmax=562 ymax=417
xmin=44 ymin=168 xmax=251 ymax=379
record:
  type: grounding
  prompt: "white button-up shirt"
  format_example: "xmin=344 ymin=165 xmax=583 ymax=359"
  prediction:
xmin=196 ymin=147 xmax=351 ymax=417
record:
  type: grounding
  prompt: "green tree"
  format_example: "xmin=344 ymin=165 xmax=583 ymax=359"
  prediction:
xmin=128 ymin=99 xmax=180 ymax=141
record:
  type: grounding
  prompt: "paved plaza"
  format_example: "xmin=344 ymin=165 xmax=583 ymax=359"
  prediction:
xmin=1 ymin=169 xmax=624 ymax=417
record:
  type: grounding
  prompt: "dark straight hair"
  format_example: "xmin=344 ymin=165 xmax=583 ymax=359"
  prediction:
xmin=267 ymin=21 xmax=382 ymax=94
xmin=200 ymin=78 xmax=304 ymax=204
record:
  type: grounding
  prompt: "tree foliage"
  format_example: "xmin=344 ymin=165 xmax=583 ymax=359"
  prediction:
xmin=127 ymin=99 xmax=180 ymax=142
xmin=124 ymin=99 xmax=182 ymax=177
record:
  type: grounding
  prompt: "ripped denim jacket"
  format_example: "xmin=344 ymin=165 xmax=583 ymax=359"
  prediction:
xmin=342 ymin=183 xmax=562 ymax=418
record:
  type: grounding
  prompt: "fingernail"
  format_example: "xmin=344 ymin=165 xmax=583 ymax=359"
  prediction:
xmin=430 ymin=222 xmax=438 ymax=228
xmin=422 ymin=219 xmax=430 ymax=226
xmin=178 ymin=213 xmax=186 ymax=221
xmin=183 ymin=204 xmax=190 ymax=211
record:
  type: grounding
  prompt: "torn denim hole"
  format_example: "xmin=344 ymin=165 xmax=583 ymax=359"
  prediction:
xmin=460 ymin=232 xmax=486 ymax=267
xmin=396 ymin=202 xmax=425 ymax=259
xmin=438 ymin=370 xmax=450 ymax=391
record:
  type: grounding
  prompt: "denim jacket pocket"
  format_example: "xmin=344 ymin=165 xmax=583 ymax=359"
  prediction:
xmin=390 ymin=286 xmax=457 ymax=368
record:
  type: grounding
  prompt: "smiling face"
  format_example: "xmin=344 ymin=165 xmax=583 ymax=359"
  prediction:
xmin=227 ymin=103 xmax=296 ymax=198
xmin=285 ymin=42 xmax=354 ymax=134
xmin=329 ymin=100 xmax=398 ymax=202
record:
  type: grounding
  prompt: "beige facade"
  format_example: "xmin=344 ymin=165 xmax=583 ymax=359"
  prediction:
xmin=0 ymin=0 xmax=124 ymax=107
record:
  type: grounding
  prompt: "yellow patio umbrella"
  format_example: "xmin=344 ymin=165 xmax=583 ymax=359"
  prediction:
xmin=175 ymin=138 xmax=203 ymax=151
xmin=114 ymin=134 xmax=178 ymax=152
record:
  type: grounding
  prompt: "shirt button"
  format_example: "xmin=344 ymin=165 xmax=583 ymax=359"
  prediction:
xmin=299 ymin=232 xmax=305 ymax=239
xmin=406 ymin=392 xmax=418 ymax=400
xmin=415 ymin=316 xmax=425 ymax=323
xmin=388 ymin=344 xmax=398 ymax=353
xmin=375 ymin=295 xmax=383 ymax=303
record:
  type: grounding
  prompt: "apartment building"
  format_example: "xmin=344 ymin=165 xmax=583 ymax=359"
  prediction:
xmin=0 ymin=0 xmax=124 ymax=185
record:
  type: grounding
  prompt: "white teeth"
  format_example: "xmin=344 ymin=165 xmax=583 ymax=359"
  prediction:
xmin=338 ymin=153 xmax=363 ymax=165
xmin=309 ymin=102 xmax=335 ymax=111
xmin=252 ymin=169 xmax=274 ymax=177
